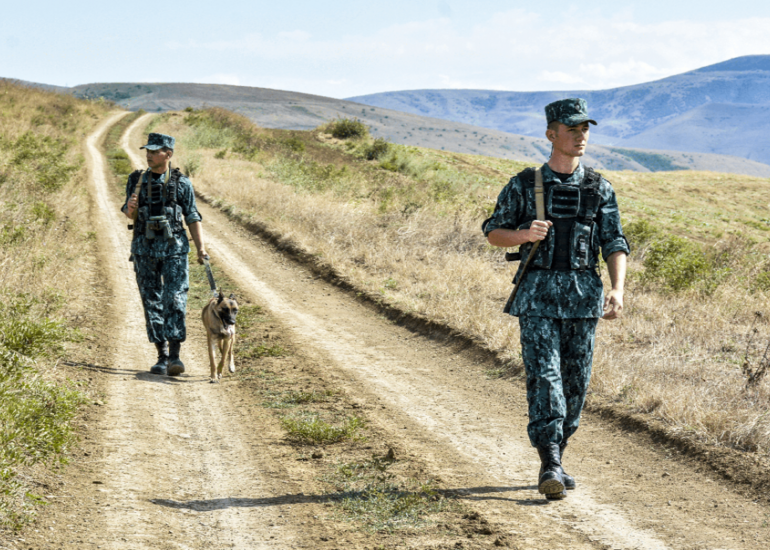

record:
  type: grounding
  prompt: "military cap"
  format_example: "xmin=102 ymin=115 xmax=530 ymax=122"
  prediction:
xmin=545 ymin=98 xmax=597 ymax=127
xmin=140 ymin=133 xmax=175 ymax=151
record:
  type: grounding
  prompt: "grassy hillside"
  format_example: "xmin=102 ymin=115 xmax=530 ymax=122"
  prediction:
xmin=0 ymin=81 xmax=113 ymax=527
xmin=142 ymin=108 xmax=770 ymax=461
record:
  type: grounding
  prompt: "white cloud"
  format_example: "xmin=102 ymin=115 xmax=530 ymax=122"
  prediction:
xmin=175 ymin=11 xmax=770 ymax=97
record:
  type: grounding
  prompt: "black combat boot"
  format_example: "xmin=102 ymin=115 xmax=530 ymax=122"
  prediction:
xmin=559 ymin=441 xmax=576 ymax=490
xmin=536 ymin=443 xmax=566 ymax=500
xmin=150 ymin=342 xmax=169 ymax=375
xmin=167 ymin=340 xmax=185 ymax=376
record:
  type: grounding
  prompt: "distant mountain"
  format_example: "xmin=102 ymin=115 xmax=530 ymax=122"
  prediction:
xmin=5 ymin=76 xmax=770 ymax=177
xmin=347 ymin=55 xmax=770 ymax=167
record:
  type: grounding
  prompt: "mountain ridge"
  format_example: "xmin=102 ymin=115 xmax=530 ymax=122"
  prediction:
xmin=346 ymin=55 xmax=770 ymax=167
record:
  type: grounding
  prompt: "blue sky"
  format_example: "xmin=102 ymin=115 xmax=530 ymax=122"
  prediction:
xmin=2 ymin=1 xmax=770 ymax=97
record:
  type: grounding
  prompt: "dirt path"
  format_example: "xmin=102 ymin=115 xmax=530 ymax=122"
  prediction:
xmin=123 ymin=115 xmax=770 ymax=548
xmin=12 ymin=114 xmax=768 ymax=549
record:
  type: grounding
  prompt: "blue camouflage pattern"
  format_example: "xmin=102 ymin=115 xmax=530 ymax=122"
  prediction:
xmin=545 ymin=98 xmax=597 ymax=127
xmin=484 ymin=162 xmax=629 ymax=318
xmin=133 ymin=254 xmax=189 ymax=343
xmin=121 ymin=171 xmax=202 ymax=258
xmin=519 ymin=316 xmax=598 ymax=447
xmin=140 ymin=132 xmax=176 ymax=150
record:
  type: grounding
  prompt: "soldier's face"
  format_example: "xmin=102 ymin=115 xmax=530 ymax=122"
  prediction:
xmin=146 ymin=148 xmax=173 ymax=172
xmin=548 ymin=122 xmax=590 ymax=158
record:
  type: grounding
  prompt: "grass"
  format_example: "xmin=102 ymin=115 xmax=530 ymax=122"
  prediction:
xmin=327 ymin=456 xmax=455 ymax=532
xmin=281 ymin=414 xmax=366 ymax=445
xmin=148 ymin=108 xmax=770 ymax=459
xmin=0 ymin=81 xmax=113 ymax=528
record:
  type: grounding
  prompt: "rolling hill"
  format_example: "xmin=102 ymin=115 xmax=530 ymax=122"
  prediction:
xmin=347 ymin=55 xmax=770 ymax=168
xmin=4 ymin=75 xmax=770 ymax=177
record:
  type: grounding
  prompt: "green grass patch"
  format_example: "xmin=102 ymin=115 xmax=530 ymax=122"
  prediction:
xmin=281 ymin=414 xmax=365 ymax=445
xmin=327 ymin=456 xmax=455 ymax=532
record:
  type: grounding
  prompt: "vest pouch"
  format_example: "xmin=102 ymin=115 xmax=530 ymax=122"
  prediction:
xmin=137 ymin=206 xmax=149 ymax=222
xmin=570 ymin=221 xmax=596 ymax=270
xmin=175 ymin=204 xmax=184 ymax=223
xmin=517 ymin=220 xmax=553 ymax=269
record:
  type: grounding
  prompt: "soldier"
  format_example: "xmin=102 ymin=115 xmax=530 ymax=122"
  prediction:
xmin=483 ymin=99 xmax=629 ymax=500
xmin=123 ymin=133 xmax=208 ymax=376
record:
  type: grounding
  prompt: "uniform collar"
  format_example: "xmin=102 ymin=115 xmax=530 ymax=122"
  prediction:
xmin=542 ymin=162 xmax=584 ymax=185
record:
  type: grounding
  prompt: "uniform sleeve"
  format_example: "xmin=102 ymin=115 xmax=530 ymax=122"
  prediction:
xmin=597 ymin=179 xmax=630 ymax=260
xmin=178 ymin=176 xmax=203 ymax=225
xmin=483 ymin=176 xmax=524 ymax=237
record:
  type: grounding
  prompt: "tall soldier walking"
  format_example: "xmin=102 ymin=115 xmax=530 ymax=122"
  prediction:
xmin=123 ymin=133 xmax=208 ymax=376
xmin=483 ymin=99 xmax=629 ymax=500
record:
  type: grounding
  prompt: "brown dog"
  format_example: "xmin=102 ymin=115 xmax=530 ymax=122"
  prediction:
xmin=201 ymin=290 xmax=239 ymax=383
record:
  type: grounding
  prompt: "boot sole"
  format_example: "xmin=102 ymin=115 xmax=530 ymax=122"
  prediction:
xmin=538 ymin=477 xmax=566 ymax=495
xmin=167 ymin=365 xmax=185 ymax=376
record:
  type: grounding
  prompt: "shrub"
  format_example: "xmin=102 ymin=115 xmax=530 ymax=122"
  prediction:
xmin=639 ymin=235 xmax=709 ymax=291
xmin=328 ymin=118 xmax=369 ymax=140
xmin=365 ymin=138 xmax=390 ymax=160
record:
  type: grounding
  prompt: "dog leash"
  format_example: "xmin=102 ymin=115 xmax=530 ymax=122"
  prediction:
xmin=203 ymin=255 xmax=218 ymax=297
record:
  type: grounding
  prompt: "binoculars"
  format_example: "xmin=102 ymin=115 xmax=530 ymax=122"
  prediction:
xmin=146 ymin=216 xmax=174 ymax=242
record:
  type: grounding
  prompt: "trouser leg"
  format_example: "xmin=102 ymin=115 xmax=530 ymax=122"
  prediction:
xmin=160 ymin=255 xmax=189 ymax=343
xmin=560 ymin=318 xmax=598 ymax=442
xmin=519 ymin=316 xmax=564 ymax=448
xmin=133 ymin=255 xmax=165 ymax=344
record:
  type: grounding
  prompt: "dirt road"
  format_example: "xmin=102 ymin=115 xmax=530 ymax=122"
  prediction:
xmin=10 ymin=114 xmax=768 ymax=549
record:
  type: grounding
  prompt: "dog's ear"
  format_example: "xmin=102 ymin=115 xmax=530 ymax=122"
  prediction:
xmin=229 ymin=293 xmax=236 ymax=301
xmin=217 ymin=290 xmax=224 ymax=304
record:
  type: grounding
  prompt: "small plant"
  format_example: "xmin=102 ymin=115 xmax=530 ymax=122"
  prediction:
xmin=214 ymin=149 xmax=228 ymax=159
xmin=328 ymin=118 xmax=369 ymax=140
xmin=742 ymin=311 xmax=770 ymax=389
xmin=182 ymin=152 xmax=203 ymax=177
xmin=281 ymin=414 xmax=365 ymax=444
xmin=282 ymin=137 xmax=306 ymax=153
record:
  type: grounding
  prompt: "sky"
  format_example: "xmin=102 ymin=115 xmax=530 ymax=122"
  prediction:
xmin=2 ymin=1 xmax=770 ymax=98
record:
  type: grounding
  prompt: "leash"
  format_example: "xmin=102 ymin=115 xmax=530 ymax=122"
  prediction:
xmin=203 ymin=255 xmax=218 ymax=297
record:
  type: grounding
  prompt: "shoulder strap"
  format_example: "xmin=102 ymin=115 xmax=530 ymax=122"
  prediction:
xmin=534 ymin=167 xmax=545 ymax=221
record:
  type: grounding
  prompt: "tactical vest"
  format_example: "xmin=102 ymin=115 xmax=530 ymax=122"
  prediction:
xmin=129 ymin=167 xmax=186 ymax=241
xmin=516 ymin=167 xmax=602 ymax=271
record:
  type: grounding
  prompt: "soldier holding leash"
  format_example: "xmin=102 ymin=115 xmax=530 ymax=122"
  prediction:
xmin=483 ymin=99 xmax=629 ymax=500
xmin=123 ymin=133 xmax=208 ymax=376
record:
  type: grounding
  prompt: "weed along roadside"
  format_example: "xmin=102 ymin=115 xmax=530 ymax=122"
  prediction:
xmin=140 ymin=108 xmax=770 ymax=499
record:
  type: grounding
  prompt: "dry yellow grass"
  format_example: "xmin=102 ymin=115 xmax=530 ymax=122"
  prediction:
xmin=150 ymin=110 xmax=770 ymax=456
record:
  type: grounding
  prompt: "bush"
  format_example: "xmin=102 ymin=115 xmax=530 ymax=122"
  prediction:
xmin=328 ymin=118 xmax=369 ymax=140
xmin=365 ymin=138 xmax=390 ymax=160
xmin=640 ymin=235 xmax=709 ymax=291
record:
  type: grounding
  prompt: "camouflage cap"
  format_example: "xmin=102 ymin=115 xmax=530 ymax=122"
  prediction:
xmin=140 ymin=133 xmax=175 ymax=151
xmin=545 ymin=98 xmax=597 ymax=127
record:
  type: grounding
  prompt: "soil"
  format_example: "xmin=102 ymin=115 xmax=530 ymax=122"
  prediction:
xmin=4 ymin=113 xmax=769 ymax=550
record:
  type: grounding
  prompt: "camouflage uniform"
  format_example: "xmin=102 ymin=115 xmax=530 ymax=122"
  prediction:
xmin=484 ymin=161 xmax=629 ymax=448
xmin=121 ymin=143 xmax=202 ymax=345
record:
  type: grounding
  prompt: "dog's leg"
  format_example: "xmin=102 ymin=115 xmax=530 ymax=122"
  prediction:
xmin=227 ymin=332 xmax=236 ymax=373
xmin=207 ymin=332 xmax=218 ymax=383
xmin=217 ymin=338 xmax=226 ymax=379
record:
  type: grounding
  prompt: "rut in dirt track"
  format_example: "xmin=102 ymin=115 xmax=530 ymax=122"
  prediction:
xmin=79 ymin=112 xmax=770 ymax=550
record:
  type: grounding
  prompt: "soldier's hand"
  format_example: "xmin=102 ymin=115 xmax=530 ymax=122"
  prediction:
xmin=528 ymin=220 xmax=553 ymax=242
xmin=197 ymin=248 xmax=208 ymax=265
xmin=602 ymin=289 xmax=624 ymax=320
xmin=126 ymin=193 xmax=138 ymax=218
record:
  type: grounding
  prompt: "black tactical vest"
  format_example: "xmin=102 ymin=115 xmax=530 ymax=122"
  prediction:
xmin=516 ymin=167 xmax=602 ymax=271
xmin=130 ymin=168 xmax=186 ymax=239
